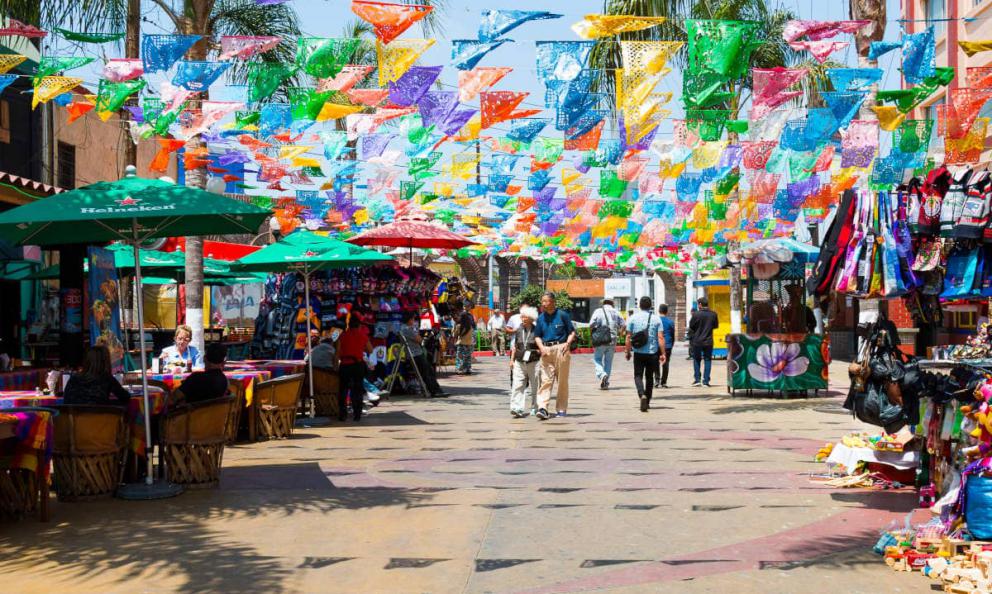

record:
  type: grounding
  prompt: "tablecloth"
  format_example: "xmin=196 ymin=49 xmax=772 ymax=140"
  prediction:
xmin=227 ymin=361 xmax=304 ymax=379
xmin=825 ymin=443 xmax=920 ymax=476
xmin=0 ymin=369 xmax=46 ymax=391
xmin=0 ymin=391 xmax=56 ymax=409
xmin=0 ymin=388 xmax=167 ymax=456
xmin=149 ymin=370 xmax=272 ymax=406
xmin=0 ymin=410 xmax=53 ymax=479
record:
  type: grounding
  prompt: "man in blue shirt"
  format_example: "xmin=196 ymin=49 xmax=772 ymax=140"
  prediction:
xmin=655 ymin=304 xmax=675 ymax=389
xmin=624 ymin=296 xmax=665 ymax=412
xmin=534 ymin=292 xmax=576 ymax=420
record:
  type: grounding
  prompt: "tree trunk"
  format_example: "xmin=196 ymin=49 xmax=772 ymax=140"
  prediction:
xmin=850 ymin=0 xmax=886 ymax=121
xmin=123 ymin=0 xmax=140 ymax=173
xmin=181 ymin=1 xmax=214 ymax=356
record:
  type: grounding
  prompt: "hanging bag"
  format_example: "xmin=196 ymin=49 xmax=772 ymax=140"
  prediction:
xmin=590 ymin=308 xmax=614 ymax=346
xmin=630 ymin=313 xmax=652 ymax=349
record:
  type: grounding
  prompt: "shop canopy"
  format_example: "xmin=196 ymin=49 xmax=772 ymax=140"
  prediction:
xmin=347 ymin=218 xmax=477 ymax=250
xmin=231 ymin=230 xmax=393 ymax=273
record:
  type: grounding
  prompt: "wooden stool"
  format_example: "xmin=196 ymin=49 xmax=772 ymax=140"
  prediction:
xmin=311 ymin=368 xmax=340 ymax=418
xmin=51 ymin=405 xmax=127 ymax=501
xmin=160 ymin=397 xmax=235 ymax=489
xmin=252 ymin=374 xmax=304 ymax=440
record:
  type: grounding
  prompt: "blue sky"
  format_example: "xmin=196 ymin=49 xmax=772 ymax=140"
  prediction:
xmin=291 ymin=0 xmax=905 ymax=139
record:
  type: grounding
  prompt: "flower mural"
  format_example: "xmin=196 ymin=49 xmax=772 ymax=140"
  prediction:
xmin=747 ymin=342 xmax=809 ymax=383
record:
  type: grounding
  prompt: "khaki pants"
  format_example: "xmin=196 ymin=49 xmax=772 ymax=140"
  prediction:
xmin=538 ymin=343 xmax=570 ymax=412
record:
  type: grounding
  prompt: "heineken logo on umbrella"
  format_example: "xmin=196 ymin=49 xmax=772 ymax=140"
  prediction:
xmin=80 ymin=195 xmax=176 ymax=214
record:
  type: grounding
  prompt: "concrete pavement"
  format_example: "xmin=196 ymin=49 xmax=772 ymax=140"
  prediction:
xmin=0 ymin=347 xmax=920 ymax=593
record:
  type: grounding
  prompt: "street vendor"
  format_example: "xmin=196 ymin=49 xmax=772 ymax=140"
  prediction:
xmin=781 ymin=284 xmax=816 ymax=334
xmin=158 ymin=324 xmax=203 ymax=372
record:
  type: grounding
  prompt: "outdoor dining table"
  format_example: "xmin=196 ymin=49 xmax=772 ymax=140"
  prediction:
xmin=148 ymin=370 xmax=272 ymax=407
xmin=0 ymin=387 xmax=168 ymax=457
xmin=0 ymin=409 xmax=53 ymax=520
xmin=226 ymin=360 xmax=305 ymax=379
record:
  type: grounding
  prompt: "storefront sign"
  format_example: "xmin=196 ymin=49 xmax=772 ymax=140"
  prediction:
xmin=604 ymin=278 xmax=632 ymax=298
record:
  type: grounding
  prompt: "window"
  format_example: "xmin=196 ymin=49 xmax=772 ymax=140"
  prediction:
xmin=927 ymin=0 xmax=946 ymax=39
xmin=57 ymin=142 xmax=75 ymax=189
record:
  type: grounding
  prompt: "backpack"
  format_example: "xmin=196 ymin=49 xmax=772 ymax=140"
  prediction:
xmin=590 ymin=309 xmax=614 ymax=346
xmin=940 ymin=168 xmax=973 ymax=237
xmin=629 ymin=313 xmax=652 ymax=349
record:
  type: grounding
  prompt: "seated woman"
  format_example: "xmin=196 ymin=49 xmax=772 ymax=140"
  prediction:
xmin=63 ymin=345 xmax=130 ymax=407
xmin=158 ymin=324 xmax=203 ymax=372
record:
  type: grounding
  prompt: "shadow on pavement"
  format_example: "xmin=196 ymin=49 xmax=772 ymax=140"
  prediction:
xmin=0 ymin=462 xmax=433 ymax=593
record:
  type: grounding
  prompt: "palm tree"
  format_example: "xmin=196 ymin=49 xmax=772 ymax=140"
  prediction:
xmin=849 ymin=0 xmax=886 ymax=119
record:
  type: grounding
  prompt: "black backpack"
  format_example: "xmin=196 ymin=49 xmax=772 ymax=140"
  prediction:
xmin=629 ymin=313 xmax=651 ymax=349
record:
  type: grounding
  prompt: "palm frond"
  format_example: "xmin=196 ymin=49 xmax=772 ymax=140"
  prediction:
xmin=209 ymin=0 xmax=301 ymax=94
xmin=0 ymin=0 xmax=128 ymax=34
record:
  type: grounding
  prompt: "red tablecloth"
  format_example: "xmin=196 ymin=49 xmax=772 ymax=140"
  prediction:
xmin=148 ymin=370 xmax=272 ymax=406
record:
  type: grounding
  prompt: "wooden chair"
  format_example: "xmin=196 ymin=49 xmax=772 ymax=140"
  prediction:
xmin=51 ymin=405 xmax=128 ymax=501
xmin=160 ymin=396 xmax=235 ymax=489
xmin=252 ymin=374 xmax=304 ymax=440
xmin=225 ymin=379 xmax=246 ymax=444
xmin=311 ymin=368 xmax=340 ymax=418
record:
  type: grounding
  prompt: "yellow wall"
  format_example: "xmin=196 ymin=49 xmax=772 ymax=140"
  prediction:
xmin=705 ymin=284 xmax=731 ymax=351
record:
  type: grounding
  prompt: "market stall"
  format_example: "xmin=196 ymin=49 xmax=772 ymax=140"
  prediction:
xmin=725 ymin=238 xmax=827 ymax=396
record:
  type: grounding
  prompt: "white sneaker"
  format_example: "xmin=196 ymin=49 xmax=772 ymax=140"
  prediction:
xmin=691 ymin=381 xmax=701 ymax=387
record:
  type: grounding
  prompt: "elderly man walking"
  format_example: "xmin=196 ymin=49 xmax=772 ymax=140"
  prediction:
xmin=589 ymin=298 xmax=624 ymax=390
xmin=487 ymin=310 xmax=507 ymax=356
xmin=534 ymin=292 xmax=576 ymax=420
xmin=508 ymin=306 xmax=540 ymax=418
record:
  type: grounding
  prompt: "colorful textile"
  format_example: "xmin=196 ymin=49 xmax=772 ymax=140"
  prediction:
xmin=572 ymin=14 xmax=666 ymax=39
xmin=95 ymin=78 xmax=146 ymax=121
xmin=959 ymin=40 xmax=992 ymax=57
xmin=55 ymin=28 xmax=125 ymax=43
xmin=376 ymin=38 xmax=435 ymax=86
xmin=219 ymin=35 xmax=281 ymax=60
xmin=0 ymin=54 xmax=26 ymax=75
xmin=451 ymin=39 xmax=509 ymax=71
xmin=782 ymin=20 xmax=868 ymax=42
xmin=479 ymin=10 xmax=561 ymax=41
xmin=0 ymin=411 xmax=53 ymax=479
xmin=458 ymin=67 xmax=511 ymax=102
xmin=351 ymin=0 xmax=433 ymax=45
xmin=103 ymin=58 xmax=144 ymax=82
xmin=142 ymin=34 xmax=201 ymax=73
xmin=0 ymin=19 xmax=46 ymax=38
xmin=172 ymin=61 xmax=231 ymax=91
xmin=788 ymin=40 xmax=849 ymax=63
xmin=902 ymin=27 xmax=936 ymax=85
xmin=296 ymin=37 xmax=360 ymax=79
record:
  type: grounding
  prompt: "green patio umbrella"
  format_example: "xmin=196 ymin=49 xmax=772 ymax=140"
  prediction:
xmin=231 ymin=230 xmax=393 ymax=412
xmin=0 ymin=168 xmax=271 ymax=497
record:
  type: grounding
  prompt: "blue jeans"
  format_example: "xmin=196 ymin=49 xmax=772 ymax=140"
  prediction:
xmin=692 ymin=346 xmax=713 ymax=384
xmin=593 ymin=344 xmax=614 ymax=380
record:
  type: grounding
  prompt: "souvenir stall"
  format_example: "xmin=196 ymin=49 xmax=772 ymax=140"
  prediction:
xmin=251 ymin=264 xmax=439 ymax=386
xmin=432 ymin=276 xmax=477 ymax=368
xmin=725 ymin=238 xmax=828 ymax=396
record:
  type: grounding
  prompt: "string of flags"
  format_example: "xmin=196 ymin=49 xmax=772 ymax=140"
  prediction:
xmin=3 ymin=2 xmax=989 ymax=274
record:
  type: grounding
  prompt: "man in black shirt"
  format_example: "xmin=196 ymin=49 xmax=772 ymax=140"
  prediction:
xmin=178 ymin=343 xmax=230 ymax=404
xmin=688 ymin=297 xmax=719 ymax=387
